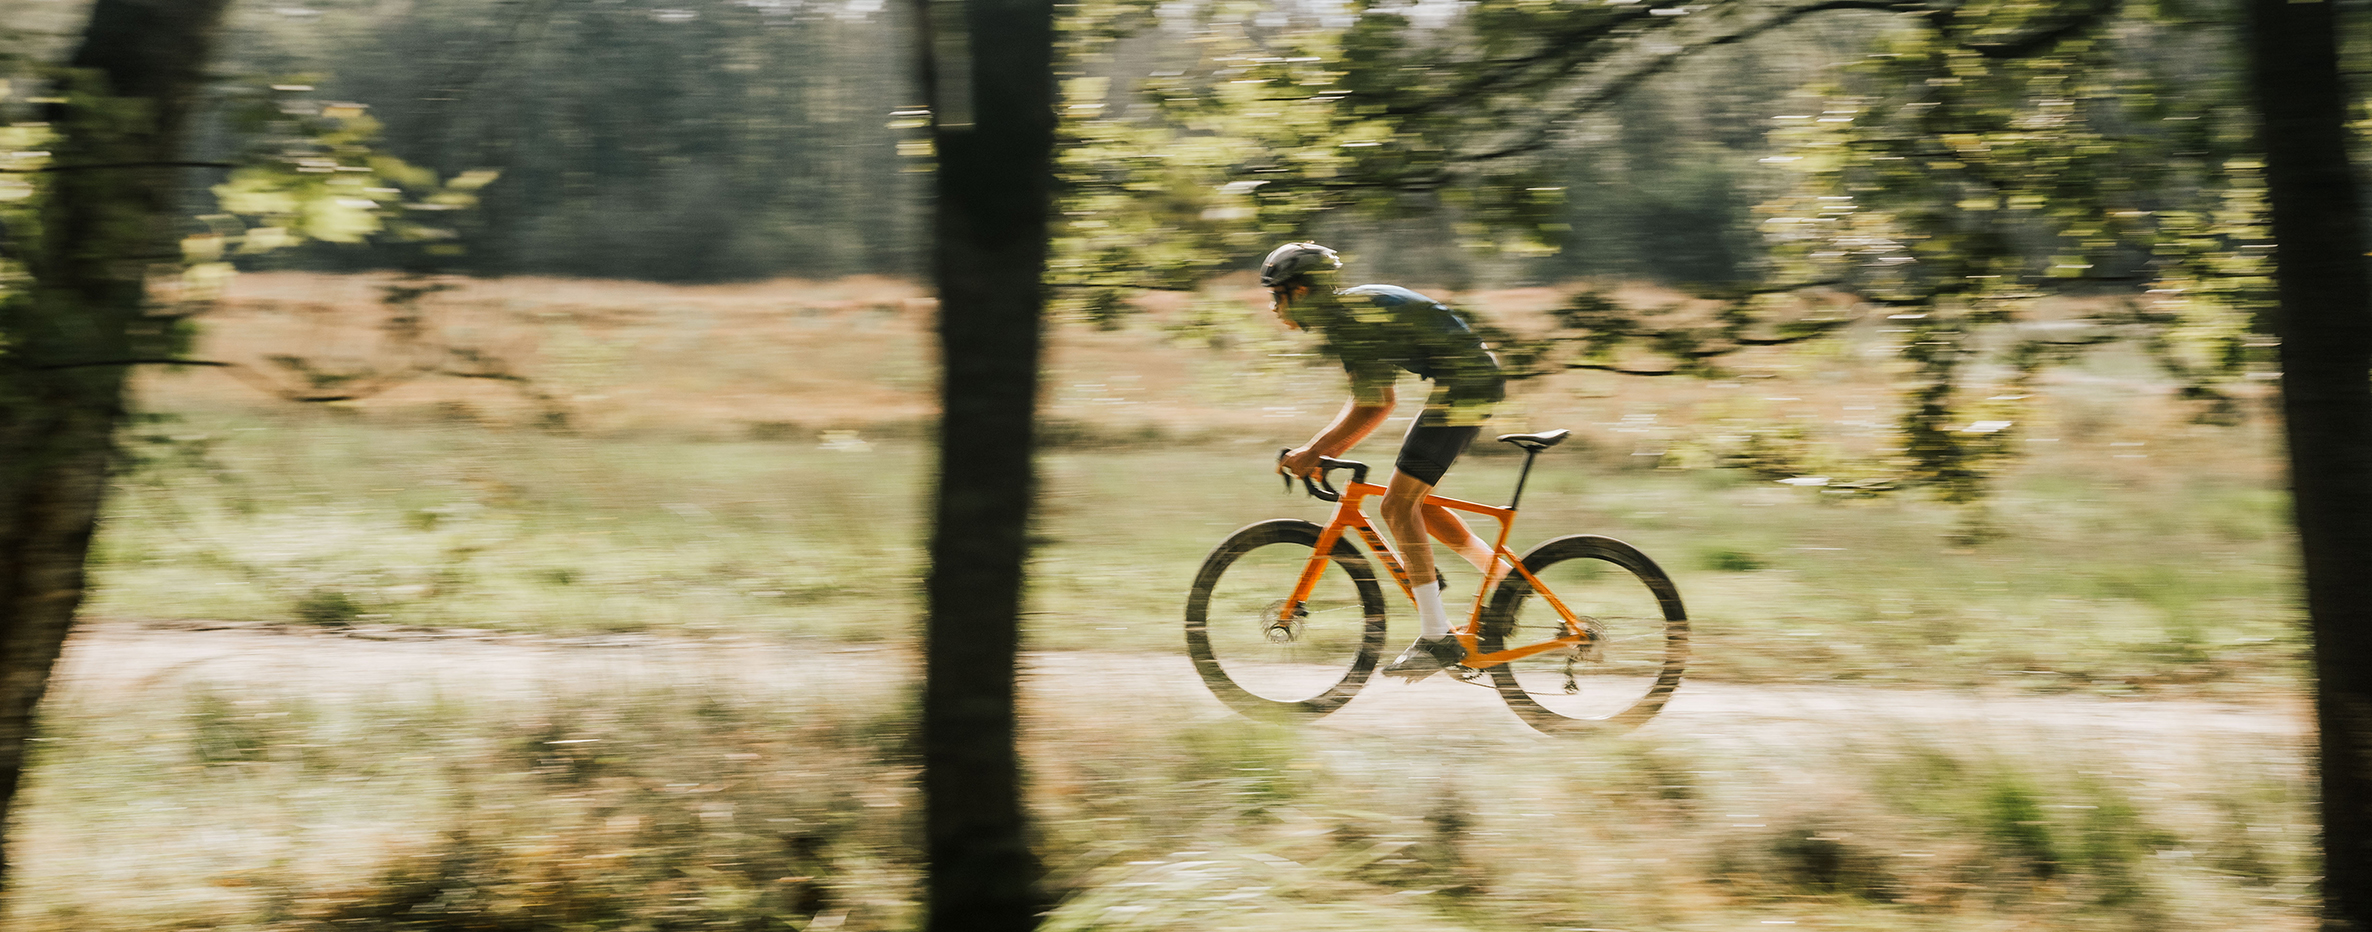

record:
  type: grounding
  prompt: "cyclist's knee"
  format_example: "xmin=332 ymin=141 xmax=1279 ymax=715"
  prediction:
xmin=1379 ymin=483 xmax=1428 ymax=525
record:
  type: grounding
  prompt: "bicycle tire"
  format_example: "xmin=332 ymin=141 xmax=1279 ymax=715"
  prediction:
xmin=1185 ymin=519 xmax=1389 ymax=721
xmin=1476 ymin=535 xmax=1687 ymax=732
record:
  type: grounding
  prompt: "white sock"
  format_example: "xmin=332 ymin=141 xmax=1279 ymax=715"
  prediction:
xmin=1414 ymin=580 xmax=1450 ymax=638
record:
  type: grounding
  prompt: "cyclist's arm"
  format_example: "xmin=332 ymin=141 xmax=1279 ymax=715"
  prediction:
xmin=1282 ymin=390 xmax=1394 ymax=478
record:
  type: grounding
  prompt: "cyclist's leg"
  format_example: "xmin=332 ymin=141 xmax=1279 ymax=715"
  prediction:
xmin=1378 ymin=422 xmax=1478 ymax=589
xmin=1421 ymin=503 xmax=1501 ymax=588
xmin=1429 ymin=377 xmax=1506 ymax=589
xmin=1380 ymin=384 xmax=1502 ymax=679
xmin=1379 ymin=431 xmax=1475 ymax=677
xmin=1378 ymin=473 xmax=1436 ymax=586
xmin=1383 ymin=382 xmax=1496 ymax=582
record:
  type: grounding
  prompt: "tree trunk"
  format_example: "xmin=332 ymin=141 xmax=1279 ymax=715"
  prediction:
xmin=2244 ymin=2 xmax=2372 ymax=928
xmin=0 ymin=0 xmax=234 ymax=896
xmin=912 ymin=1 xmax=1056 ymax=930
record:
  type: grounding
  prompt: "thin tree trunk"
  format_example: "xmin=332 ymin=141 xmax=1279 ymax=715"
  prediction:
xmin=913 ymin=0 xmax=1056 ymax=930
xmin=2244 ymin=1 xmax=2372 ymax=928
xmin=0 ymin=0 xmax=233 ymax=896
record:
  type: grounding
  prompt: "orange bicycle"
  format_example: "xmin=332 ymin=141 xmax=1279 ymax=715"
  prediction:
xmin=1183 ymin=429 xmax=1688 ymax=733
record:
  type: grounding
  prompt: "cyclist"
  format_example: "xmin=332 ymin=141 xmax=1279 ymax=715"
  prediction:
xmin=1262 ymin=241 xmax=1507 ymax=682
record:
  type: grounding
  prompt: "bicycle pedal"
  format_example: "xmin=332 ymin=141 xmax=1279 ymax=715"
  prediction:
xmin=1447 ymin=664 xmax=1486 ymax=684
xmin=1383 ymin=662 xmax=1436 ymax=682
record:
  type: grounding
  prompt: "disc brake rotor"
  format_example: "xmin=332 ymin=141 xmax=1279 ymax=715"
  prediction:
xmin=1559 ymin=617 xmax=1611 ymax=694
xmin=1259 ymin=599 xmax=1306 ymax=643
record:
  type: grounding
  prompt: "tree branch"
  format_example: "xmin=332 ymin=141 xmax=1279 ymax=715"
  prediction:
xmin=1695 ymin=278 xmax=1848 ymax=299
xmin=1454 ymin=0 xmax=1923 ymax=164
xmin=1733 ymin=328 xmax=1849 ymax=347
xmin=1568 ymin=362 xmax=1690 ymax=376
xmin=1448 ymin=0 xmax=2117 ymax=167
xmin=1046 ymin=279 xmax=1200 ymax=293
xmin=0 ymin=161 xmax=235 ymax=173
xmin=1961 ymin=0 xmax=2121 ymax=59
xmin=1382 ymin=5 xmax=1675 ymax=118
xmin=32 ymin=358 xmax=234 ymax=369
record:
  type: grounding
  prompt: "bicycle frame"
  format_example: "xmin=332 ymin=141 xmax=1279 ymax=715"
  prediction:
xmin=1282 ymin=479 xmax=1588 ymax=672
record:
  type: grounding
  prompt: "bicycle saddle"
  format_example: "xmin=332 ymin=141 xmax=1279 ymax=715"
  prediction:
xmin=1496 ymin=429 xmax=1571 ymax=452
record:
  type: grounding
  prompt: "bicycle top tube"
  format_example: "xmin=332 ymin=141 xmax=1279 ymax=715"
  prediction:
xmin=1327 ymin=479 xmax=1516 ymax=523
xmin=1316 ymin=478 xmax=1524 ymax=602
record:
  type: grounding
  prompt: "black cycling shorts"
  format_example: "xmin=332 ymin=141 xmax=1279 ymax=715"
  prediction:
xmin=1395 ymin=423 xmax=1479 ymax=487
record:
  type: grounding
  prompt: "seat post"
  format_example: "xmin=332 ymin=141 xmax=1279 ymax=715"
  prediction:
xmin=1493 ymin=429 xmax=1570 ymax=509
xmin=1508 ymin=447 xmax=1542 ymax=511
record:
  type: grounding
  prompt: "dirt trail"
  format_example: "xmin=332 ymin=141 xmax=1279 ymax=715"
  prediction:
xmin=52 ymin=621 xmax=909 ymax=702
xmin=52 ymin=622 xmax=2308 ymax=752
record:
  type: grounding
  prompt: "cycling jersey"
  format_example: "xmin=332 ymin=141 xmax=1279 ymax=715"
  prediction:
xmin=1300 ymin=284 xmax=1505 ymax=428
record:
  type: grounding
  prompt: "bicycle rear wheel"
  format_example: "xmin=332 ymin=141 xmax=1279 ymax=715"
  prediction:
xmin=1185 ymin=519 xmax=1388 ymax=720
xmin=1477 ymin=535 xmax=1687 ymax=732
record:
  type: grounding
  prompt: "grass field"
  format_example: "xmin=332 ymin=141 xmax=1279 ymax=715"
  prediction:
xmin=18 ymin=271 xmax=2314 ymax=929
xmin=91 ymin=422 xmax=2297 ymax=690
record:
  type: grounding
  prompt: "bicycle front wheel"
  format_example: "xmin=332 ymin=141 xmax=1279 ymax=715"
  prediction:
xmin=1477 ymin=535 xmax=1687 ymax=732
xmin=1185 ymin=519 xmax=1389 ymax=721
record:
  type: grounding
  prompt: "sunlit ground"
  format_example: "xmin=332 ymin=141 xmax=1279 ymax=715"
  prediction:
xmin=11 ymin=273 xmax=2312 ymax=929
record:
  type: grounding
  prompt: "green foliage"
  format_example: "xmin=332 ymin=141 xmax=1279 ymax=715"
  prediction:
xmin=0 ymin=69 xmax=490 ymax=357
xmin=193 ymin=82 xmax=495 ymax=279
xmin=0 ymin=56 xmax=530 ymax=419
xmin=292 ymin=587 xmax=362 ymax=626
xmin=1700 ymin=547 xmax=1765 ymax=572
xmin=1749 ymin=825 xmax=1896 ymax=899
xmin=214 ymin=0 xmax=925 ymax=281
xmin=186 ymin=688 xmax=278 ymax=765
xmin=0 ymin=119 xmax=48 ymax=344
xmin=1982 ymin=772 xmax=2061 ymax=878
xmin=0 ymin=67 xmax=223 ymax=406
xmin=1050 ymin=0 xmax=2298 ymax=519
xmin=1053 ymin=1 xmax=1682 ymax=292
xmin=1751 ymin=0 xmax=2277 ymax=504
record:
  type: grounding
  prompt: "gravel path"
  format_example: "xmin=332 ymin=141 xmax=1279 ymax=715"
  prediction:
xmin=52 ymin=621 xmax=2309 ymax=755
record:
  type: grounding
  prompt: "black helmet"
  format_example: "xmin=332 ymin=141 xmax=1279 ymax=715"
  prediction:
xmin=1259 ymin=242 xmax=1341 ymax=288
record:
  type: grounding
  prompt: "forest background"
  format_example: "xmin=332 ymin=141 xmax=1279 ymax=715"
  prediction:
xmin=0 ymin=0 xmax=2364 ymax=929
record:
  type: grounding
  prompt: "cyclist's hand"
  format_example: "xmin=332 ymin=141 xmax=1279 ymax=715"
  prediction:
xmin=1279 ymin=445 xmax=1325 ymax=479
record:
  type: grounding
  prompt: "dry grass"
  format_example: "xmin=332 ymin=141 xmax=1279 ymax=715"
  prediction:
xmin=168 ymin=272 xmax=940 ymax=432
xmin=168 ymin=272 xmax=1316 ymax=439
xmin=162 ymin=273 xmax=2265 ymax=466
